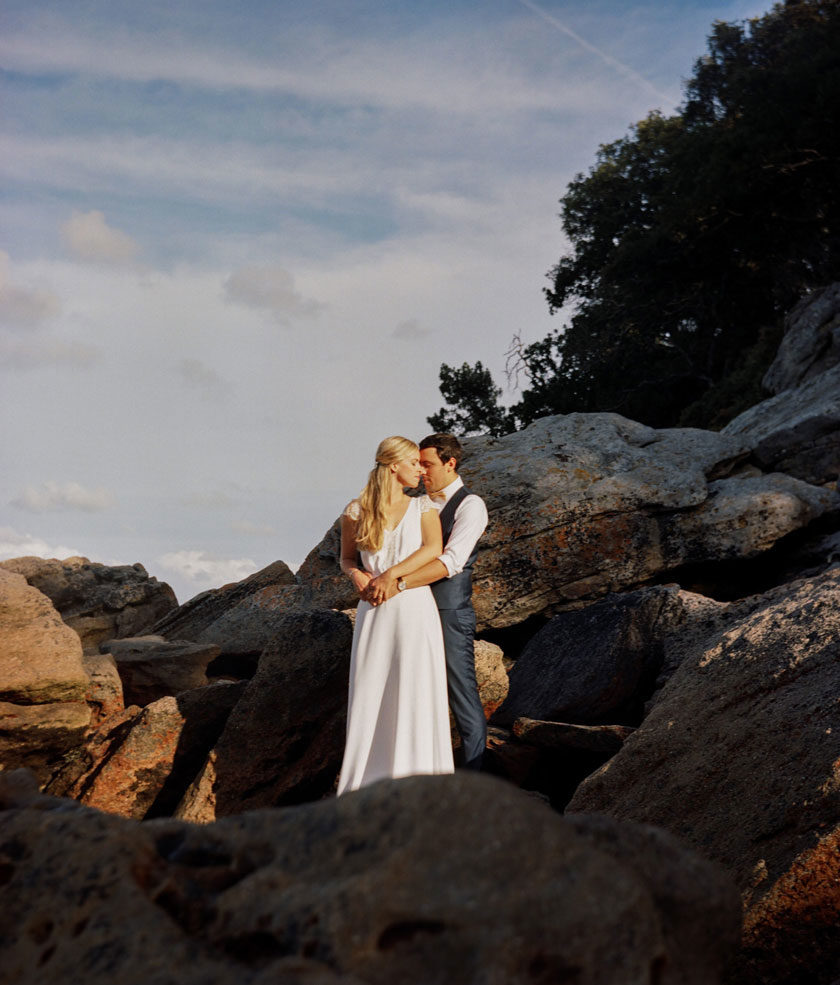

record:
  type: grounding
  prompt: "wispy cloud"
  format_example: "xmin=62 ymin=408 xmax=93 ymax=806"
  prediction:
xmin=11 ymin=481 xmax=116 ymax=513
xmin=0 ymin=250 xmax=60 ymax=328
xmin=392 ymin=318 xmax=432 ymax=340
xmin=155 ymin=549 xmax=257 ymax=588
xmin=0 ymin=336 xmax=99 ymax=370
xmin=61 ymin=210 xmax=140 ymax=264
xmin=224 ymin=265 xmax=324 ymax=325
xmin=0 ymin=526 xmax=82 ymax=562
xmin=516 ymin=0 xmax=678 ymax=106
xmin=177 ymin=358 xmax=230 ymax=401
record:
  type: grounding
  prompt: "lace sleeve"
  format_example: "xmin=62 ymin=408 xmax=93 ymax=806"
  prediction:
xmin=418 ymin=494 xmax=436 ymax=514
xmin=343 ymin=499 xmax=361 ymax=520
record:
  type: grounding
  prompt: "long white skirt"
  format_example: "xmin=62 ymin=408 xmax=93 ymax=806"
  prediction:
xmin=337 ymin=585 xmax=454 ymax=794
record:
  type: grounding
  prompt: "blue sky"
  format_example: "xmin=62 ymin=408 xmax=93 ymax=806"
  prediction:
xmin=1 ymin=0 xmax=769 ymax=602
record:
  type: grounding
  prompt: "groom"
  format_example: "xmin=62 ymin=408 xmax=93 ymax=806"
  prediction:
xmin=366 ymin=433 xmax=488 ymax=769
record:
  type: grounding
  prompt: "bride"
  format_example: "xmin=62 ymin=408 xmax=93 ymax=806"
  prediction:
xmin=337 ymin=435 xmax=454 ymax=794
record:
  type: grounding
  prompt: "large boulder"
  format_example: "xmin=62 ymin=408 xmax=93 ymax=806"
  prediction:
xmin=151 ymin=560 xmax=298 ymax=660
xmin=493 ymin=585 xmax=721 ymax=727
xmin=762 ymin=282 xmax=840 ymax=394
xmin=177 ymin=609 xmax=353 ymax=821
xmin=0 ymin=770 xmax=741 ymax=985
xmin=722 ymin=363 xmax=840 ymax=486
xmin=568 ymin=567 xmax=840 ymax=985
xmin=0 ymin=556 xmax=177 ymax=652
xmin=103 ymin=636 xmax=221 ymax=707
xmin=0 ymin=569 xmax=92 ymax=782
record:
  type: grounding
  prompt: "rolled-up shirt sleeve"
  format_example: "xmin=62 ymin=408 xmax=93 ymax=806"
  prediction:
xmin=438 ymin=495 xmax=488 ymax=577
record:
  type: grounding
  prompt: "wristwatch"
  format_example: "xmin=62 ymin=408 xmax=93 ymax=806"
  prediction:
xmin=397 ymin=578 xmax=407 ymax=592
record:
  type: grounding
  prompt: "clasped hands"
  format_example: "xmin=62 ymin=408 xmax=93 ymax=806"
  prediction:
xmin=361 ymin=570 xmax=399 ymax=606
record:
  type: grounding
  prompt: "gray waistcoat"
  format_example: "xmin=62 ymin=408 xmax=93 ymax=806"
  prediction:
xmin=429 ymin=485 xmax=480 ymax=610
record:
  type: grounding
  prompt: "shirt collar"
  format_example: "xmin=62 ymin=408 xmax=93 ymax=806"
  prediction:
xmin=434 ymin=475 xmax=463 ymax=505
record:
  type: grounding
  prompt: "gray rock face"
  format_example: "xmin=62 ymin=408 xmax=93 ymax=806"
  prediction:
xmin=103 ymin=636 xmax=221 ymax=707
xmin=722 ymin=363 xmax=840 ymax=485
xmin=568 ymin=567 xmax=840 ymax=985
xmin=178 ymin=609 xmax=354 ymax=821
xmin=0 ymin=771 xmax=740 ymax=985
xmin=762 ymin=282 xmax=840 ymax=394
xmin=459 ymin=415 xmax=836 ymax=628
xmin=0 ymin=556 xmax=177 ymax=652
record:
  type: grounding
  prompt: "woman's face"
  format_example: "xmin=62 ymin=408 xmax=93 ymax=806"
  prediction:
xmin=393 ymin=453 xmax=423 ymax=489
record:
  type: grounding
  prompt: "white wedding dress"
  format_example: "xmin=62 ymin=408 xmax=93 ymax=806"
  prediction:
xmin=337 ymin=495 xmax=454 ymax=794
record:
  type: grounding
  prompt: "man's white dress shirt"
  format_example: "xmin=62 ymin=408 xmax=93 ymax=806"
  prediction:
xmin=429 ymin=476 xmax=488 ymax=578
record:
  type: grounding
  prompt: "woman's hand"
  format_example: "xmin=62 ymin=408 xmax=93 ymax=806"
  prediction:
xmin=365 ymin=570 xmax=397 ymax=606
xmin=350 ymin=569 xmax=373 ymax=596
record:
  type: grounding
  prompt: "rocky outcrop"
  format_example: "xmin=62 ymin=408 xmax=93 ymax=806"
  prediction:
xmin=103 ymin=636 xmax=221 ymax=707
xmin=568 ymin=567 xmax=840 ymax=985
xmin=0 ymin=569 xmax=92 ymax=782
xmin=0 ymin=556 xmax=177 ymax=652
xmin=177 ymin=609 xmax=354 ymax=821
xmin=722 ymin=363 xmax=840 ymax=486
xmin=150 ymin=559 xmax=300 ymax=662
xmin=762 ymin=282 xmax=840 ymax=394
xmin=0 ymin=770 xmax=741 ymax=985
xmin=82 ymin=651 xmax=124 ymax=722
xmin=45 ymin=683 xmax=245 ymax=819
xmin=494 ymin=585 xmax=725 ymax=727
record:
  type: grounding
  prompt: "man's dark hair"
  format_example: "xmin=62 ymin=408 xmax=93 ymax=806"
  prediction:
xmin=419 ymin=433 xmax=463 ymax=470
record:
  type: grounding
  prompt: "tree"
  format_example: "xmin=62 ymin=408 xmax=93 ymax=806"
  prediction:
xmin=429 ymin=0 xmax=840 ymax=430
xmin=426 ymin=361 xmax=512 ymax=437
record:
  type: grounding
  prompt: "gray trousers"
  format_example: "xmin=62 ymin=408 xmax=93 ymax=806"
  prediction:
xmin=438 ymin=605 xmax=486 ymax=769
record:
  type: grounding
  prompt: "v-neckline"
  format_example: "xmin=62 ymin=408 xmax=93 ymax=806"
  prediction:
xmin=384 ymin=497 xmax=412 ymax=533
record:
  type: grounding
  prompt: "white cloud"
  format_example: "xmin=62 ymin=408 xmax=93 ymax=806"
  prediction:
xmin=178 ymin=358 xmax=229 ymax=400
xmin=0 ymin=336 xmax=99 ymax=370
xmin=61 ymin=210 xmax=140 ymax=264
xmin=155 ymin=549 xmax=258 ymax=588
xmin=392 ymin=318 xmax=432 ymax=341
xmin=231 ymin=519 xmax=277 ymax=536
xmin=11 ymin=481 xmax=116 ymax=513
xmin=223 ymin=265 xmax=325 ymax=325
xmin=0 ymin=527 xmax=82 ymax=561
xmin=0 ymin=250 xmax=60 ymax=328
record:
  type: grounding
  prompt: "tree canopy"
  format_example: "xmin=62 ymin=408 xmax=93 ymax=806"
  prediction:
xmin=429 ymin=0 xmax=840 ymax=434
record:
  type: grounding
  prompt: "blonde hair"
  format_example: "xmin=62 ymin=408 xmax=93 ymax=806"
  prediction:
xmin=355 ymin=435 xmax=418 ymax=552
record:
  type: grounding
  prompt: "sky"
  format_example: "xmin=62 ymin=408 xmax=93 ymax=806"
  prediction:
xmin=0 ymin=0 xmax=771 ymax=604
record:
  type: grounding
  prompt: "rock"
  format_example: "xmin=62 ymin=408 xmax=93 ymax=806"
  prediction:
xmin=0 ymin=568 xmax=90 ymax=705
xmin=493 ymin=585 xmax=721 ymax=727
xmin=568 ymin=567 xmax=840 ymax=985
xmin=178 ymin=609 xmax=353 ymax=821
xmin=0 ymin=701 xmax=91 ymax=783
xmin=0 ymin=556 xmax=177 ymax=652
xmin=722 ymin=363 xmax=840 ymax=485
xmin=512 ymin=718 xmax=635 ymax=754
xmin=151 ymin=559 xmax=301 ymax=661
xmin=762 ymin=282 xmax=840 ymax=394
xmin=51 ymin=683 xmax=245 ymax=820
xmin=0 ymin=569 xmax=93 ymax=783
xmin=472 ymin=640 xmax=509 ymax=718
xmin=103 ymin=636 xmax=221 ymax=707
xmin=454 ymin=415 xmax=835 ymax=628
xmin=0 ymin=771 xmax=741 ymax=985
xmin=82 ymin=651 xmax=124 ymax=722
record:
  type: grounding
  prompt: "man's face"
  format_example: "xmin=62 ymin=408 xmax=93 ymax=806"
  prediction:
xmin=419 ymin=447 xmax=455 ymax=494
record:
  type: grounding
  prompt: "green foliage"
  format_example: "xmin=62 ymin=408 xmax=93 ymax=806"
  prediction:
xmin=430 ymin=0 xmax=840 ymax=432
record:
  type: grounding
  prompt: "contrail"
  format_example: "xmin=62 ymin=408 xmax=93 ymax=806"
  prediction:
xmin=516 ymin=0 xmax=677 ymax=107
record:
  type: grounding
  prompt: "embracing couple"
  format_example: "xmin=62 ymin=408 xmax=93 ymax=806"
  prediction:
xmin=337 ymin=433 xmax=488 ymax=795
